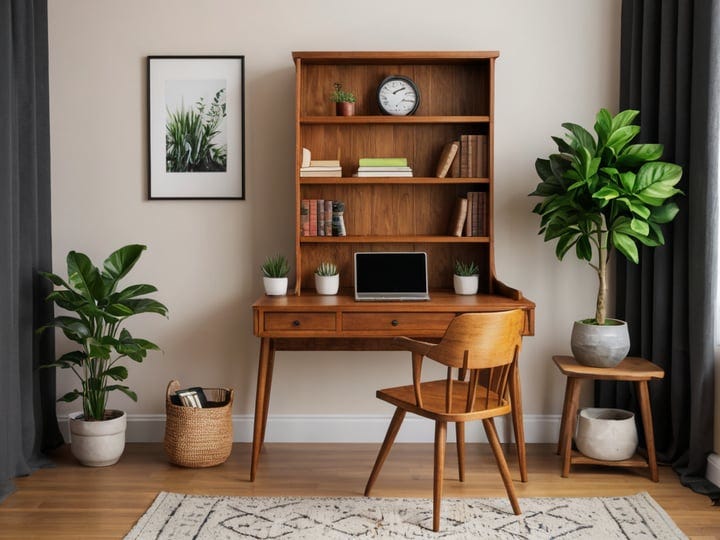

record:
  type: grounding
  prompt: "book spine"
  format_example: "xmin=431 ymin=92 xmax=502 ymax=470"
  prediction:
xmin=477 ymin=134 xmax=487 ymax=178
xmin=358 ymin=157 xmax=408 ymax=167
xmin=309 ymin=199 xmax=317 ymax=236
xmin=478 ymin=191 xmax=488 ymax=236
xmin=464 ymin=191 xmax=473 ymax=236
xmin=301 ymin=199 xmax=310 ymax=236
xmin=449 ymin=141 xmax=461 ymax=178
xmin=460 ymin=135 xmax=469 ymax=178
xmin=471 ymin=192 xmax=479 ymax=236
xmin=324 ymin=200 xmax=333 ymax=236
xmin=317 ymin=199 xmax=325 ymax=236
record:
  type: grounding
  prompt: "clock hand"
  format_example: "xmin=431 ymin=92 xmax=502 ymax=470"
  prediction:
xmin=392 ymin=87 xmax=407 ymax=94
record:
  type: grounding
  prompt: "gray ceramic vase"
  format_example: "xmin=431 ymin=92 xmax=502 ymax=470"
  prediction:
xmin=570 ymin=319 xmax=630 ymax=368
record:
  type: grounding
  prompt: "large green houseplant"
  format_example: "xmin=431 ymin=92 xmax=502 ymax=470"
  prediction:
xmin=39 ymin=244 xmax=168 ymax=465
xmin=529 ymin=109 xmax=682 ymax=364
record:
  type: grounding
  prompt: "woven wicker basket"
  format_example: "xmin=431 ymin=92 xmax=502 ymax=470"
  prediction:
xmin=164 ymin=380 xmax=233 ymax=468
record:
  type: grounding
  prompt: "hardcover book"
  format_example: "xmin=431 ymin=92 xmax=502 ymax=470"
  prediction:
xmin=436 ymin=141 xmax=459 ymax=178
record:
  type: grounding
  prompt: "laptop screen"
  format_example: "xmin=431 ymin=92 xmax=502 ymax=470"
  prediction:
xmin=354 ymin=252 xmax=429 ymax=301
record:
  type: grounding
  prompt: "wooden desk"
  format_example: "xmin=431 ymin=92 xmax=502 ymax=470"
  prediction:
xmin=250 ymin=291 xmax=535 ymax=481
xmin=553 ymin=355 xmax=664 ymax=481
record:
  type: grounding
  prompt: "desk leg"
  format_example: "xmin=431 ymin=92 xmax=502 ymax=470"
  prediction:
xmin=509 ymin=362 xmax=527 ymax=482
xmin=560 ymin=377 xmax=581 ymax=478
xmin=636 ymin=380 xmax=659 ymax=482
xmin=250 ymin=337 xmax=274 ymax=482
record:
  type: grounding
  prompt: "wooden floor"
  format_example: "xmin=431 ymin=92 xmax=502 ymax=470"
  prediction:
xmin=1 ymin=442 xmax=718 ymax=539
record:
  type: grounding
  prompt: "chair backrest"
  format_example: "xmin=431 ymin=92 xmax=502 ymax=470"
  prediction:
xmin=417 ymin=310 xmax=525 ymax=414
xmin=427 ymin=310 xmax=525 ymax=370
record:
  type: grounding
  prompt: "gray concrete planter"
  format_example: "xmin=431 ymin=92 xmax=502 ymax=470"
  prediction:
xmin=575 ymin=407 xmax=638 ymax=461
xmin=68 ymin=410 xmax=126 ymax=467
xmin=570 ymin=319 xmax=630 ymax=368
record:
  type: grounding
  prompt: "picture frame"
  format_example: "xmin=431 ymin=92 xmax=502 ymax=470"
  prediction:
xmin=147 ymin=56 xmax=245 ymax=199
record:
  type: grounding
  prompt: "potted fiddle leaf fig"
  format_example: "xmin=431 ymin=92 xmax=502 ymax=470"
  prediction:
xmin=529 ymin=108 xmax=682 ymax=367
xmin=38 ymin=244 xmax=168 ymax=466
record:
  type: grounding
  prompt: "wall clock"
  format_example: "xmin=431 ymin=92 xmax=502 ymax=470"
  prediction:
xmin=377 ymin=75 xmax=420 ymax=116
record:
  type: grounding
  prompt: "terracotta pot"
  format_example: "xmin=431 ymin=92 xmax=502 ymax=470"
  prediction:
xmin=335 ymin=102 xmax=355 ymax=116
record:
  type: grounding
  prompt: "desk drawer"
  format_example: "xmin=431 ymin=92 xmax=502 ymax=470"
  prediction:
xmin=342 ymin=312 xmax=455 ymax=333
xmin=264 ymin=312 xmax=336 ymax=332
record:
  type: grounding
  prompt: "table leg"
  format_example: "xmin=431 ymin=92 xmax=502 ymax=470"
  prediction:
xmin=561 ymin=377 xmax=581 ymax=478
xmin=635 ymin=380 xmax=659 ymax=482
xmin=509 ymin=361 xmax=527 ymax=482
xmin=557 ymin=377 xmax=573 ymax=455
xmin=250 ymin=337 xmax=274 ymax=482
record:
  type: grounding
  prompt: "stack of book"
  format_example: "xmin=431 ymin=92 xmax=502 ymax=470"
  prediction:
xmin=301 ymin=199 xmax=346 ymax=236
xmin=355 ymin=157 xmax=412 ymax=177
xmin=447 ymin=192 xmax=488 ymax=237
xmin=173 ymin=387 xmax=208 ymax=408
xmin=299 ymin=147 xmax=342 ymax=177
xmin=435 ymin=135 xmax=488 ymax=178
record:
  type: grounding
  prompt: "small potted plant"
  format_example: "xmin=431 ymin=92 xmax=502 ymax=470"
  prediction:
xmin=453 ymin=260 xmax=479 ymax=295
xmin=314 ymin=261 xmax=339 ymax=295
xmin=330 ymin=82 xmax=356 ymax=116
xmin=38 ymin=244 xmax=168 ymax=466
xmin=261 ymin=254 xmax=290 ymax=295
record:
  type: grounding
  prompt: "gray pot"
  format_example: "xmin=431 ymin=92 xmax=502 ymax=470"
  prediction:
xmin=570 ymin=319 xmax=630 ymax=368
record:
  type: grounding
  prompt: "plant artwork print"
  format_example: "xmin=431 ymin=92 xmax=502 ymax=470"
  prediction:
xmin=165 ymin=80 xmax=227 ymax=172
xmin=148 ymin=56 xmax=244 ymax=199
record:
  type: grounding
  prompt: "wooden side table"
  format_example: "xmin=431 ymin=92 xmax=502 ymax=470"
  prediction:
xmin=553 ymin=355 xmax=665 ymax=481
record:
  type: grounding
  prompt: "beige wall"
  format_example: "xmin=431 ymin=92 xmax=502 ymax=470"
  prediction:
xmin=47 ymin=0 xmax=621 ymax=440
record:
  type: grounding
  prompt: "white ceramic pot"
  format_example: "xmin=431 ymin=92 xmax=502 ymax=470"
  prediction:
xmin=68 ymin=410 xmax=127 ymax=467
xmin=263 ymin=276 xmax=288 ymax=296
xmin=571 ymin=319 xmax=630 ymax=368
xmin=453 ymin=274 xmax=479 ymax=295
xmin=575 ymin=407 xmax=638 ymax=461
xmin=315 ymin=273 xmax=339 ymax=295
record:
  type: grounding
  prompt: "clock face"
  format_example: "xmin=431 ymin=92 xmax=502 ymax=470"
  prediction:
xmin=377 ymin=76 xmax=420 ymax=116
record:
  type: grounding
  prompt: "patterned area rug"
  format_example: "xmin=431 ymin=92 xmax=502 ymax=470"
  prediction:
xmin=125 ymin=491 xmax=686 ymax=539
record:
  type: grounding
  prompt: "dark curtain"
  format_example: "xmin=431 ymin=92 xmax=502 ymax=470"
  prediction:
xmin=596 ymin=0 xmax=720 ymax=498
xmin=0 ymin=0 xmax=63 ymax=503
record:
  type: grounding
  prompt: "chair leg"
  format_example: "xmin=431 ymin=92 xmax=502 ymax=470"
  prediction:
xmin=364 ymin=408 xmax=406 ymax=496
xmin=456 ymin=422 xmax=465 ymax=482
xmin=483 ymin=417 xmax=521 ymax=515
xmin=433 ymin=421 xmax=447 ymax=532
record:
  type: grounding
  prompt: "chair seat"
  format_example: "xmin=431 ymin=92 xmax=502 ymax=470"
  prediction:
xmin=378 ymin=379 xmax=511 ymax=422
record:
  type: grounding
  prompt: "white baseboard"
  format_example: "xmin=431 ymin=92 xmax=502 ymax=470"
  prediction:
xmin=707 ymin=453 xmax=720 ymax=487
xmin=60 ymin=413 xmax=562 ymax=444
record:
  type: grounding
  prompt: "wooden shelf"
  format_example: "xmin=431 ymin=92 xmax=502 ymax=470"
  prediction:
xmin=300 ymin=115 xmax=490 ymax=125
xmin=569 ymin=450 xmax=650 ymax=468
xmin=300 ymin=235 xmax=490 ymax=244
xmin=299 ymin=177 xmax=490 ymax=185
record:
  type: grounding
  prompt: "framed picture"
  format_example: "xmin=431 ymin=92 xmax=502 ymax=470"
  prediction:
xmin=147 ymin=56 xmax=245 ymax=199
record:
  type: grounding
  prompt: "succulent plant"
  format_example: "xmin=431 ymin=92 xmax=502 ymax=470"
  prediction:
xmin=454 ymin=259 xmax=479 ymax=277
xmin=261 ymin=254 xmax=290 ymax=278
xmin=315 ymin=261 xmax=338 ymax=276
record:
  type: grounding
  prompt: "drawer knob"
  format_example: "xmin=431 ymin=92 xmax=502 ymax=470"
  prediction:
xmin=391 ymin=319 xmax=399 ymax=327
xmin=292 ymin=320 xmax=301 ymax=327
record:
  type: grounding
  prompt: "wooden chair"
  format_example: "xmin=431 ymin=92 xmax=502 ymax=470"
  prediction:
xmin=364 ymin=310 xmax=525 ymax=532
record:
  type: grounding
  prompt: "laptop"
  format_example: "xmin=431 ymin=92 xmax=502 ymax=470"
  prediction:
xmin=354 ymin=252 xmax=430 ymax=301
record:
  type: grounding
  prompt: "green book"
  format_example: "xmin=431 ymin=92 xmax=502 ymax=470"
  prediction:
xmin=358 ymin=157 xmax=408 ymax=167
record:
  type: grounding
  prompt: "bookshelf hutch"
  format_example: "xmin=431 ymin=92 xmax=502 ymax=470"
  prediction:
xmin=293 ymin=51 xmax=505 ymax=295
xmin=250 ymin=52 xmax=534 ymax=482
